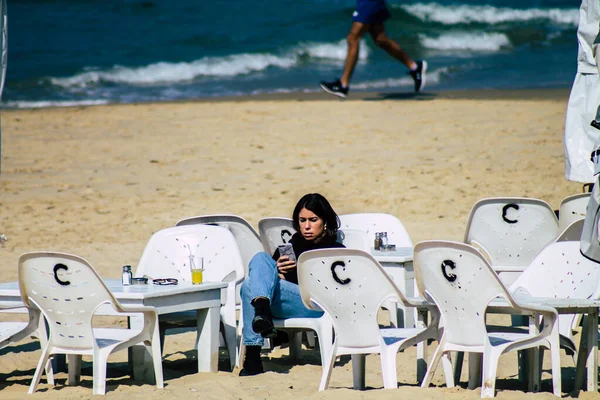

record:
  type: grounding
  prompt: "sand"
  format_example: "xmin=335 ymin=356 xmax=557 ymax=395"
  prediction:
xmin=0 ymin=88 xmax=595 ymax=399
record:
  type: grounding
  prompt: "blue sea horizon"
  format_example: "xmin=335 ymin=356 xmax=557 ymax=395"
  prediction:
xmin=4 ymin=0 xmax=580 ymax=108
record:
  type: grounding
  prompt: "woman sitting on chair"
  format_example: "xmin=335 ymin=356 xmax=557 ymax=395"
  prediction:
xmin=240 ymin=193 xmax=345 ymax=376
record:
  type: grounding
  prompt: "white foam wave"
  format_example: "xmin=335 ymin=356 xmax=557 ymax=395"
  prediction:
xmin=420 ymin=32 xmax=510 ymax=51
xmin=352 ymin=67 xmax=447 ymax=90
xmin=400 ymin=2 xmax=579 ymax=25
xmin=297 ymin=39 xmax=370 ymax=61
xmin=1 ymin=99 xmax=109 ymax=109
xmin=50 ymin=53 xmax=298 ymax=87
xmin=49 ymin=40 xmax=365 ymax=88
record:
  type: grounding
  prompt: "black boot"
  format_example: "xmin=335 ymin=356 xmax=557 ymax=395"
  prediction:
xmin=239 ymin=345 xmax=264 ymax=376
xmin=251 ymin=297 xmax=277 ymax=339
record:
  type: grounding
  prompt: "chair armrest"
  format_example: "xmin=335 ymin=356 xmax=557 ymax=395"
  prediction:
xmin=114 ymin=304 xmax=158 ymax=316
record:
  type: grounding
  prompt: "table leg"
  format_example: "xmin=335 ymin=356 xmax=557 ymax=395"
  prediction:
xmin=416 ymin=308 xmax=428 ymax=383
xmin=129 ymin=314 xmax=157 ymax=383
xmin=196 ymin=306 xmax=220 ymax=373
xmin=587 ymin=308 xmax=598 ymax=392
xmin=527 ymin=315 xmax=541 ymax=392
xmin=574 ymin=309 xmax=598 ymax=392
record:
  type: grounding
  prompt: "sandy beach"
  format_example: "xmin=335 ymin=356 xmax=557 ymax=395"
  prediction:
xmin=0 ymin=88 xmax=594 ymax=399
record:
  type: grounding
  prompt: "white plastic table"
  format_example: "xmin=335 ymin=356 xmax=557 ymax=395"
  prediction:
xmin=370 ymin=246 xmax=415 ymax=328
xmin=412 ymin=295 xmax=600 ymax=393
xmin=487 ymin=296 xmax=600 ymax=393
xmin=0 ymin=279 xmax=227 ymax=381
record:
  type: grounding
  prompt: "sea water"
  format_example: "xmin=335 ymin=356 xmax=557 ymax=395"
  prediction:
xmin=4 ymin=0 xmax=581 ymax=108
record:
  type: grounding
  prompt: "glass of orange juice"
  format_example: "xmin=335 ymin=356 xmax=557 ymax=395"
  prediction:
xmin=190 ymin=256 xmax=204 ymax=284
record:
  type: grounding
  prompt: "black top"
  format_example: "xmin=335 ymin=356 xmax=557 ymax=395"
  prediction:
xmin=272 ymin=232 xmax=345 ymax=284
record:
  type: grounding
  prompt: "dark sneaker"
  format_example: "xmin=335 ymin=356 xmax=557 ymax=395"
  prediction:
xmin=320 ymin=79 xmax=349 ymax=98
xmin=409 ymin=60 xmax=427 ymax=93
xmin=251 ymin=315 xmax=277 ymax=338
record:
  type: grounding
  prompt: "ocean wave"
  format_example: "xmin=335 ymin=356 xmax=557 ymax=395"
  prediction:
xmin=352 ymin=66 xmax=447 ymax=90
xmin=398 ymin=2 xmax=579 ymax=25
xmin=296 ymin=40 xmax=370 ymax=61
xmin=420 ymin=32 xmax=510 ymax=51
xmin=49 ymin=40 xmax=367 ymax=88
xmin=1 ymin=99 xmax=109 ymax=109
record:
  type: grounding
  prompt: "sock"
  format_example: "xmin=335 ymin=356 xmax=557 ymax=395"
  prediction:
xmin=410 ymin=64 xmax=418 ymax=72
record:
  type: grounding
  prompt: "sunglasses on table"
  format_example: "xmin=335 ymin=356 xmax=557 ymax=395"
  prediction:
xmin=152 ymin=278 xmax=179 ymax=286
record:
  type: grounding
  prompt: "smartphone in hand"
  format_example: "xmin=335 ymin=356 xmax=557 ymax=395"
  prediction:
xmin=277 ymin=243 xmax=296 ymax=263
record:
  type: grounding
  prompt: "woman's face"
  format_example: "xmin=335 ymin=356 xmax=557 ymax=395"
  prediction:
xmin=298 ymin=207 xmax=325 ymax=242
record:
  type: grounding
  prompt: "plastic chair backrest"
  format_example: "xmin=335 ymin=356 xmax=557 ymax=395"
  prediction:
xmin=18 ymin=252 xmax=117 ymax=351
xmin=510 ymin=241 xmax=600 ymax=300
xmin=559 ymin=193 xmax=590 ymax=230
xmin=555 ymin=218 xmax=584 ymax=242
xmin=463 ymin=197 xmax=560 ymax=267
xmin=339 ymin=213 xmax=413 ymax=248
xmin=336 ymin=229 xmax=370 ymax=251
xmin=257 ymin=217 xmax=296 ymax=254
xmin=135 ymin=225 xmax=244 ymax=288
xmin=414 ymin=240 xmax=515 ymax=347
xmin=297 ymin=248 xmax=407 ymax=348
xmin=175 ymin=214 xmax=262 ymax=274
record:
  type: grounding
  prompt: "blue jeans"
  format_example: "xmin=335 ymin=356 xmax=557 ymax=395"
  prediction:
xmin=240 ymin=252 xmax=323 ymax=345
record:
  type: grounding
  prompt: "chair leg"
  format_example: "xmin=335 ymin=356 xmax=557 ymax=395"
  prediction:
xmin=421 ymin=343 xmax=444 ymax=388
xmin=351 ymin=354 xmax=366 ymax=390
xmin=319 ymin=342 xmax=338 ymax=391
xmin=29 ymin=349 xmax=52 ymax=394
xmin=67 ymin=354 xmax=82 ymax=385
xmin=380 ymin=349 xmax=398 ymax=389
xmin=223 ymin=324 xmax=237 ymax=372
xmin=149 ymin=343 xmax=164 ymax=389
xmin=306 ymin=331 xmax=316 ymax=348
xmin=481 ymin=351 xmax=500 ymax=398
xmin=316 ymin=325 xmax=333 ymax=368
xmin=548 ymin=322 xmax=562 ymax=396
xmin=441 ymin=352 xmax=455 ymax=388
xmin=453 ymin=351 xmax=464 ymax=385
xmin=236 ymin=337 xmax=245 ymax=369
xmin=468 ymin=352 xmax=483 ymax=390
xmin=289 ymin=331 xmax=303 ymax=361
xmin=92 ymin=352 xmax=108 ymax=395
xmin=36 ymin=321 xmax=55 ymax=386
xmin=44 ymin=358 xmax=55 ymax=386
xmin=159 ymin=325 xmax=167 ymax=354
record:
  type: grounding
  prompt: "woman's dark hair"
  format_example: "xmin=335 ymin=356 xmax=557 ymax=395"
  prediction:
xmin=292 ymin=193 xmax=340 ymax=239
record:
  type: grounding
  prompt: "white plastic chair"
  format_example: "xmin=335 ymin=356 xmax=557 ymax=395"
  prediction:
xmin=558 ymin=193 xmax=590 ymax=231
xmin=336 ymin=228 xmax=371 ymax=251
xmin=339 ymin=213 xmax=413 ymax=248
xmin=0 ymin=306 xmax=54 ymax=385
xmin=257 ymin=217 xmax=296 ymax=254
xmin=134 ymin=224 xmax=244 ymax=370
xmin=464 ymin=197 xmax=560 ymax=285
xmin=509 ymin=241 xmax=600 ymax=359
xmin=414 ymin=240 xmax=561 ymax=398
xmin=176 ymin=214 xmax=262 ymax=277
xmin=339 ymin=213 xmax=414 ymax=328
xmin=555 ymin=218 xmax=585 ymax=242
xmin=19 ymin=251 xmax=163 ymax=395
xmin=297 ymin=248 xmax=440 ymax=390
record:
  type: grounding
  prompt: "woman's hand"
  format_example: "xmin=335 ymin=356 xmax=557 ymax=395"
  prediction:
xmin=277 ymin=255 xmax=296 ymax=280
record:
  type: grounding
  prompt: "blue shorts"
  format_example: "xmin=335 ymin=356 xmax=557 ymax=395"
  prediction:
xmin=352 ymin=0 xmax=390 ymax=24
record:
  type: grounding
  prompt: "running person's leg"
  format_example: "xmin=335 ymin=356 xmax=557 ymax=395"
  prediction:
xmin=340 ymin=21 xmax=370 ymax=88
xmin=368 ymin=23 xmax=415 ymax=70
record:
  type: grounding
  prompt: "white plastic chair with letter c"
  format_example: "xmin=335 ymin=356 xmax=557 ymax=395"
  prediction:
xmin=19 ymin=251 xmax=163 ymax=395
xmin=297 ymin=248 xmax=439 ymax=390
